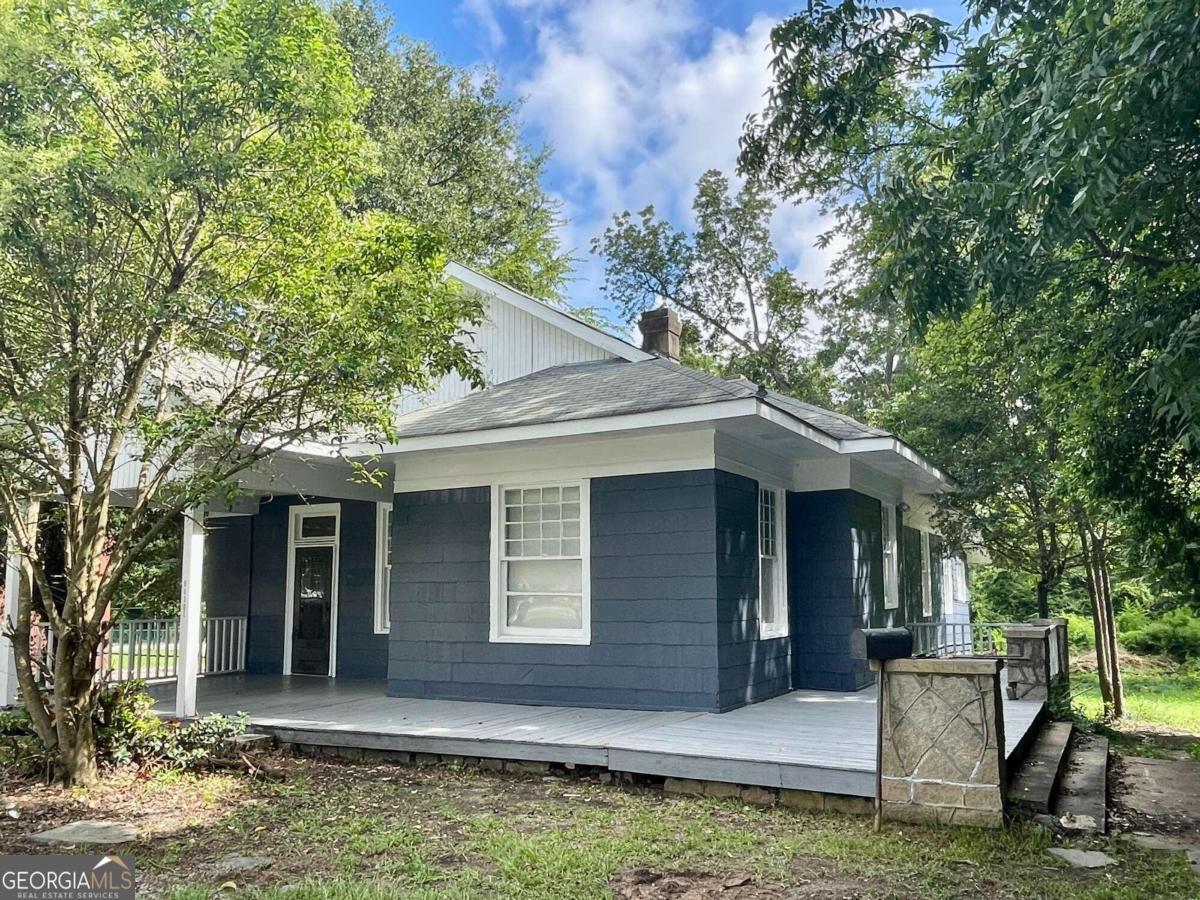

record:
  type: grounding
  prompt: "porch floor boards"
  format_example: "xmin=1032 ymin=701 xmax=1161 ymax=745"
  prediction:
xmin=159 ymin=676 xmax=1045 ymax=798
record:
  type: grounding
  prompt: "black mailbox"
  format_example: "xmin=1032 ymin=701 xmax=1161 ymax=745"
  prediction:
xmin=850 ymin=627 xmax=913 ymax=661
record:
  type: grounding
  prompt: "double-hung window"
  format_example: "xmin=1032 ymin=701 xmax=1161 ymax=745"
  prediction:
xmin=882 ymin=503 xmax=899 ymax=610
xmin=374 ymin=503 xmax=392 ymax=634
xmin=758 ymin=486 xmax=788 ymax=638
xmin=920 ymin=531 xmax=933 ymax=618
xmin=492 ymin=482 xmax=590 ymax=644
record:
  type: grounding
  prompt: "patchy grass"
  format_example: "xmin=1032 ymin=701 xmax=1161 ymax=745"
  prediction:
xmin=3 ymin=755 xmax=1198 ymax=899
xmin=1072 ymin=669 xmax=1200 ymax=735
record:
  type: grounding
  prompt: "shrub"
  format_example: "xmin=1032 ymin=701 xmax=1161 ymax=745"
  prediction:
xmin=95 ymin=680 xmax=248 ymax=770
xmin=1121 ymin=608 xmax=1200 ymax=663
xmin=1064 ymin=612 xmax=1095 ymax=651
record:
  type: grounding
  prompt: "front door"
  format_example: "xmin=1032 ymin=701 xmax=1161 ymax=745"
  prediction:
xmin=291 ymin=545 xmax=334 ymax=676
xmin=286 ymin=504 xmax=340 ymax=676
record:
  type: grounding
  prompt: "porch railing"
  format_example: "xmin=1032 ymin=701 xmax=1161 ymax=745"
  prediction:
xmin=909 ymin=621 xmax=1015 ymax=659
xmin=30 ymin=615 xmax=246 ymax=687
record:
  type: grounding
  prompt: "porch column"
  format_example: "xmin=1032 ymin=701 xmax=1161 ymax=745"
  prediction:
xmin=175 ymin=507 xmax=206 ymax=718
xmin=1 ymin=538 xmax=20 ymax=706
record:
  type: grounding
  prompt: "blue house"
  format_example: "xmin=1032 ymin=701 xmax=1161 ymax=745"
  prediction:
xmin=195 ymin=264 xmax=970 ymax=715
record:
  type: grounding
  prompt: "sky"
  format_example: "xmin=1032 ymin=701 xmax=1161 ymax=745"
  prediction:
xmin=382 ymin=0 xmax=963 ymax=317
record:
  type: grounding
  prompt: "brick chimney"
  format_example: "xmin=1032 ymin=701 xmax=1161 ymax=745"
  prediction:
xmin=638 ymin=307 xmax=681 ymax=362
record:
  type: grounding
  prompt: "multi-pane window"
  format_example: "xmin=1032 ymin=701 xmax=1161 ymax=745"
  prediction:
xmin=493 ymin=482 xmax=589 ymax=643
xmin=374 ymin=503 xmax=393 ymax=634
xmin=882 ymin=503 xmax=899 ymax=610
xmin=758 ymin=487 xmax=788 ymax=638
xmin=920 ymin=531 xmax=933 ymax=618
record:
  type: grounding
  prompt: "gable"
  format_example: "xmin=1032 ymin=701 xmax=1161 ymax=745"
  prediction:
xmin=395 ymin=265 xmax=649 ymax=415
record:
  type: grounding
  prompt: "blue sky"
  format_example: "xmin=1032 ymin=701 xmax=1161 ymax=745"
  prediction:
xmin=382 ymin=1 xmax=964 ymax=316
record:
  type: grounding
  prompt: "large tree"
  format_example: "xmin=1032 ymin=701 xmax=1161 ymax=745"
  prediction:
xmin=740 ymin=0 xmax=1200 ymax=598
xmin=0 ymin=0 xmax=480 ymax=784
xmin=331 ymin=0 xmax=569 ymax=300
xmin=593 ymin=170 xmax=833 ymax=402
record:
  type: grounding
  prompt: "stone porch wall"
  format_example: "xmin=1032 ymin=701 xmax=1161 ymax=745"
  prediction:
xmin=1005 ymin=619 xmax=1070 ymax=703
xmin=877 ymin=656 xmax=1007 ymax=827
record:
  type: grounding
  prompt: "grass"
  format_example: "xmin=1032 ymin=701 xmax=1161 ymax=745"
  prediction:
xmin=1071 ymin=669 xmax=1200 ymax=734
xmin=6 ymin=755 xmax=1197 ymax=900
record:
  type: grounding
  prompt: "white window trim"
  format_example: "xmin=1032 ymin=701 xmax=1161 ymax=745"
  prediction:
xmin=943 ymin=555 xmax=955 ymax=616
xmin=374 ymin=502 xmax=392 ymax=635
xmin=882 ymin=503 xmax=899 ymax=610
xmin=489 ymin=480 xmax=591 ymax=645
xmin=282 ymin=502 xmax=341 ymax=677
xmin=758 ymin=484 xmax=789 ymax=639
xmin=920 ymin=531 xmax=933 ymax=618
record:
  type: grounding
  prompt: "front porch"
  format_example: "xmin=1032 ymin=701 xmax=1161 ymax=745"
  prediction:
xmin=153 ymin=674 xmax=1045 ymax=798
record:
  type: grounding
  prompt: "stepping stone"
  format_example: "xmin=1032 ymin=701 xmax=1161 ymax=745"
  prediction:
xmin=1047 ymin=848 xmax=1117 ymax=869
xmin=30 ymin=820 xmax=137 ymax=845
xmin=215 ymin=854 xmax=273 ymax=874
xmin=226 ymin=733 xmax=273 ymax=749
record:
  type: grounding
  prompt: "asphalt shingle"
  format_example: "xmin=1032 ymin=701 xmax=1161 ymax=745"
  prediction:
xmin=392 ymin=357 xmax=889 ymax=443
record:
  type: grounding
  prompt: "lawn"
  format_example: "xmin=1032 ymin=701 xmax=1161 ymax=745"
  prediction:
xmin=2 ymin=755 xmax=1198 ymax=899
xmin=1071 ymin=669 xmax=1200 ymax=735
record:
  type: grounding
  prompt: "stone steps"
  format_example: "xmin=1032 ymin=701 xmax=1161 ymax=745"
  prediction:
xmin=1008 ymin=721 xmax=1073 ymax=814
xmin=1051 ymin=733 xmax=1109 ymax=834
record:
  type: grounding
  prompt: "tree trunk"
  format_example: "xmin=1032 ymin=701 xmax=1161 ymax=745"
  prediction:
xmin=50 ymin=609 xmax=104 ymax=786
xmin=1077 ymin=513 xmax=1123 ymax=720
xmin=1035 ymin=575 xmax=1051 ymax=620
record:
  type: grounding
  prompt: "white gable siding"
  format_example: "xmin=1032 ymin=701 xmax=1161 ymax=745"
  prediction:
xmin=394 ymin=291 xmax=615 ymax=414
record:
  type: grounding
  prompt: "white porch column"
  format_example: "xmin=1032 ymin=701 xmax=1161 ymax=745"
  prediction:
xmin=175 ymin=507 xmax=206 ymax=718
xmin=1 ymin=537 xmax=22 ymax=707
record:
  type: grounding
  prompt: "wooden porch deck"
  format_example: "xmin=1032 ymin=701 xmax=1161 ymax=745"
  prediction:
xmin=158 ymin=675 xmax=1045 ymax=798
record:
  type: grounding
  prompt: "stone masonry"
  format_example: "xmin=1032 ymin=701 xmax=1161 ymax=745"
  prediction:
xmin=877 ymin=656 xmax=1007 ymax=828
xmin=1005 ymin=620 xmax=1069 ymax=702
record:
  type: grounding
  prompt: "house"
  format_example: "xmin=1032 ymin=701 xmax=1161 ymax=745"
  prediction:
xmin=193 ymin=263 xmax=971 ymax=714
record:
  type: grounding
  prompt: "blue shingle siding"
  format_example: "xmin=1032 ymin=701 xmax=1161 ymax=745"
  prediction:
xmin=387 ymin=472 xmax=728 ymax=711
xmin=204 ymin=495 xmax=388 ymax=679
xmin=715 ymin=471 xmax=791 ymax=710
xmin=788 ymin=489 xmax=882 ymax=692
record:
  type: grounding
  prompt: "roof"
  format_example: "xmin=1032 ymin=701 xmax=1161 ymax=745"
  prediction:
xmin=391 ymin=357 xmax=889 ymax=443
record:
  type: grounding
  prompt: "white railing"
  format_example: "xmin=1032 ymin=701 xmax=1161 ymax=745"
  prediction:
xmin=909 ymin=621 xmax=1015 ymax=659
xmin=30 ymin=615 xmax=246 ymax=686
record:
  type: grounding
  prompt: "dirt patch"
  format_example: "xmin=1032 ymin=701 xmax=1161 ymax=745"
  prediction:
xmin=611 ymin=859 xmax=897 ymax=899
xmin=1109 ymin=755 xmax=1200 ymax=837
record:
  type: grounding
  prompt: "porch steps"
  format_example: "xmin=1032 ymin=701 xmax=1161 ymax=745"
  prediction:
xmin=1051 ymin=733 xmax=1109 ymax=834
xmin=1008 ymin=720 xmax=1073 ymax=815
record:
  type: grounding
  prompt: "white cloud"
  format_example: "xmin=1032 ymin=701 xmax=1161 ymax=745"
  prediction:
xmin=476 ymin=1 xmax=840 ymax=304
xmin=458 ymin=0 xmax=507 ymax=49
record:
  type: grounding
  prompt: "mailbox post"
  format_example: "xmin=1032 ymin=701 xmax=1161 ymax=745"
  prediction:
xmin=850 ymin=627 xmax=913 ymax=832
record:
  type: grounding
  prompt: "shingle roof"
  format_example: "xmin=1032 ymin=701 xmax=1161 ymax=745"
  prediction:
xmin=392 ymin=357 xmax=889 ymax=443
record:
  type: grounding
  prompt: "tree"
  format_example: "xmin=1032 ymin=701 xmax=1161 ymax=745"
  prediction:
xmin=593 ymin=170 xmax=832 ymax=402
xmin=740 ymin=0 xmax=1200 ymax=599
xmin=330 ymin=0 xmax=570 ymax=300
xmin=886 ymin=301 xmax=1127 ymax=716
xmin=0 ymin=0 xmax=481 ymax=784
xmin=884 ymin=305 xmax=1076 ymax=619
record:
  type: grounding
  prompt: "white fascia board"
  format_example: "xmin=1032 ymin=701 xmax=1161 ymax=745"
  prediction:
xmin=445 ymin=262 xmax=653 ymax=363
xmin=375 ymin=398 xmax=759 ymax=455
xmin=752 ymin=399 xmax=841 ymax=452
xmin=840 ymin=436 xmax=957 ymax=490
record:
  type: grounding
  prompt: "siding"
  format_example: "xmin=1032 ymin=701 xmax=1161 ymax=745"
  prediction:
xmin=387 ymin=472 xmax=725 ymax=711
xmin=394 ymin=292 xmax=613 ymax=414
xmin=789 ymin=489 xmax=880 ymax=692
xmin=716 ymin=471 xmax=791 ymax=709
xmin=205 ymin=495 xmax=388 ymax=679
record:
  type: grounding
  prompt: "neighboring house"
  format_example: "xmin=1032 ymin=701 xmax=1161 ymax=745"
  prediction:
xmin=196 ymin=264 xmax=971 ymax=713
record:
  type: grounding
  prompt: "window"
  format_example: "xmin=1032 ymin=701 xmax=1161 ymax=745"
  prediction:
xmin=374 ymin=503 xmax=393 ymax=634
xmin=920 ymin=531 xmax=933 ymax=618
xmin=881 ymin=503 xmax=899 ymax=610
xmin=758 ymin=487 xmax=788 ymax=638
xmin=491 ymin=482 xmax=590 ymax=644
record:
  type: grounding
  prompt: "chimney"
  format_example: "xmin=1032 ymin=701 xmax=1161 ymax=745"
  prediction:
xmin=638 ymin=307 xmax=681 ymax=362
